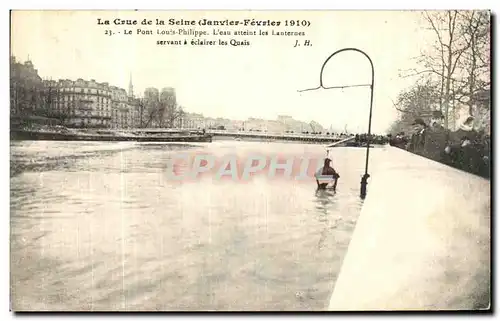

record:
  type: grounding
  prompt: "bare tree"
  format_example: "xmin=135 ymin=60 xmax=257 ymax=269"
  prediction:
xmin=136 ymin=98 xmax=151 ymax=128
xmin=176 ymin=106 xmax=185 ymax=128
xmin=147 ymin=100 xmax=185 ymax=129
xmin=135 ymin=97 xmax=161 ymax=128
xmin=10 ymin=77 xmax=21 ymax=116
xmin=11 ymin=79 xmax=37 ymax=117
xmin=131 ymin=92 xmax=186 ymax=129
xmin=391 ymin=79 xmax=441 ymax=132
xmin=37 ymin=82 xmax=73 ymax=125
xmin=10 ymin=60 xmax=25 ymax=117
xmin=160 ymin=103 xmax=184 ymax=128
xmin=399 ymin=11 xmax=477 ymax=129
xmin=167 ymin=104 xmax=185 ymax=128
xmin=143 ymin=100 xmax=159 ymax=128
xmin=454 ymin=11 xmax=490 ymax=116
xmin=157 ymin=101 xmax=167 ymax=128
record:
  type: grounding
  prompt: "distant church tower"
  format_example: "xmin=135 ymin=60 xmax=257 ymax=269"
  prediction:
xmin=128 ymin=72 xmax=134 ymax=98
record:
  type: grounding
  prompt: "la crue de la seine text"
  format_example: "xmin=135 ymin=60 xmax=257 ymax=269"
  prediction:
xmin=97 ymin=18 xmax=311 ymax=27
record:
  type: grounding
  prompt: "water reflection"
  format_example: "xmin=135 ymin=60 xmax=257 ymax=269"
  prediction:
xmin=314 ymin=189 xmax=338 ymax=250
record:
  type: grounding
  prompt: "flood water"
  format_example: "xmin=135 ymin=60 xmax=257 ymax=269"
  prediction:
xmin=10 ymin=139 xmax=383 ymax=311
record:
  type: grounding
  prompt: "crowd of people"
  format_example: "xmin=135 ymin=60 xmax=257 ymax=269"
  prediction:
xmin=389 ymin=115 xmax=490 ymax=179
xmin=353 ymin=133 xmax=390 ymax=145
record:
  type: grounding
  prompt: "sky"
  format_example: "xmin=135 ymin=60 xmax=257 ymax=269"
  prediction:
xmin=10 ymin=10 xmax=434 ymax=134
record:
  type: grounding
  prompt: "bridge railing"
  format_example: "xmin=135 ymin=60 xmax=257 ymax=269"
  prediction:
xmin=116 ymin=127 xmax=350 ymax=139
xmin=206 ymin=129 xmax=346 ymax=139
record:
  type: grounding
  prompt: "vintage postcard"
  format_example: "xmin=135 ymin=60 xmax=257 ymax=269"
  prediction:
xmin=9 ymin=10 xmax=491 ymax=311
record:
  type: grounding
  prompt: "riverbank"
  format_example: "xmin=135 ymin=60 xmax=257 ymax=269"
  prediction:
xmin=10 ymin=126 xmax=213 ymax=143
xmin=329 ymin=146 xmax=490 ymax=310
xmin=389 ymin=126 xmax=490 ymax=179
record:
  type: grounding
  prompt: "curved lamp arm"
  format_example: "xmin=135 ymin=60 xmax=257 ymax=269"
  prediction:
xmin=302 ymin=48 xmax=375 ymax=199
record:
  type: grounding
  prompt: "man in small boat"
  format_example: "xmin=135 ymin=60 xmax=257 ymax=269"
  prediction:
xmin=315 ymin=158 xmax=340 ymax=191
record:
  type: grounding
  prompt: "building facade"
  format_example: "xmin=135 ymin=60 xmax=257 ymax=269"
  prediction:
xmin=183 ymin=112 xmax=205 ymax=129
xmin=10 ymin=57 xmax=185 ymax=129
xmin=110 ymin=86 xmax=130 ymax=128
xmin=43 ymin=78 xmax=112 ymax=127
xmin=144 ymin=87 xmax=159 ymax=103
xmin=160 ymin=87 xmax=176 ymax=105
xmin=128 ymin=97 xmax=140 ymax=128
xmin=10 ymin=57 xmax=44 ymax=117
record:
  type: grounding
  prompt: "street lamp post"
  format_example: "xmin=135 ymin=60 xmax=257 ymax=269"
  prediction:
xmin=298 ymin=48 xmax=375 ymax=199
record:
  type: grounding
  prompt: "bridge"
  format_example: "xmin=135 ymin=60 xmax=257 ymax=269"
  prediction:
xmin=121 ymin=128 xmax=355 ymax=144
xmin=208 ymin=130 xmax=354 ymax=143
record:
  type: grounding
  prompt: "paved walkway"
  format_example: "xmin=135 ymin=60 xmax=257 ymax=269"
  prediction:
xmin=329 ymin=147 xmax=490 ymax=311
